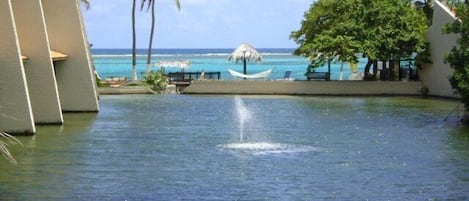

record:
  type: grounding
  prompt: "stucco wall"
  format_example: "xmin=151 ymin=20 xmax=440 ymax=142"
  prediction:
xmin=41 ymin=0 xmax=99 ymax=112
xmin=0 ymin=0 xmax=35 ymax=134
xmin=421 ymin=0 xmax=459 ymax=98
xmin=1 ymin=0 xmax=99 ymax=134
xmin=11 ymin=0 xmax=63 ymax=124
xmin=183 ymin=80 xmax=424 ymax=96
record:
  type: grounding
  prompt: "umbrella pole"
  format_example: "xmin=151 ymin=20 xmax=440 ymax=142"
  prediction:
xmin=243 ymin=58 xmax=247 ymax=80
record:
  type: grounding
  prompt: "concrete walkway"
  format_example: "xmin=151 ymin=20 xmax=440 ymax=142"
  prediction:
xmin=182 ymin=80 xmax=425 ymax=96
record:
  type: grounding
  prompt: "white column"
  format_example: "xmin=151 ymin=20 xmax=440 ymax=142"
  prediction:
xmin=11 ymin=0 xmax=64 ymax=124
xmin=0 ymin=0 xmax=36 ymax=134
xmin=41 ymin=0 xmax=99 ymax=112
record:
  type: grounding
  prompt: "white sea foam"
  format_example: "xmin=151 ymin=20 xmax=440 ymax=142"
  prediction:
xmin=93 ymin=54 xmax=176 ymax=58
xmin=202 ymin=53 xmax=231 ymax=56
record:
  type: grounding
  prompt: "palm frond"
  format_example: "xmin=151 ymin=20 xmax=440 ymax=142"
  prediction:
xmin=81 ymin=0 xmax=90 ymax=9
xmin=175 ymin=0 xmax=181 ymax=11
xmin=0 ymin=131 xmax=22 ymax=165
xmin=140 ymin=0 xmax=181 ymax=11
xmin=140 ymin=0 xmax=151 ymax=11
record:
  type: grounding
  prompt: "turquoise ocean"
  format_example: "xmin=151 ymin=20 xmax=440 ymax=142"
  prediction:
xmin=91 ymin=48 xmax=368 ymax=81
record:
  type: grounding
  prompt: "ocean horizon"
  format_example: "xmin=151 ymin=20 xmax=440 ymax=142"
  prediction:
xmin=91 ymin=48 xmax=296 ymax=55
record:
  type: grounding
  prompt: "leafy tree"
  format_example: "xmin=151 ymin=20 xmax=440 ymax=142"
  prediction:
xmin=411 ymin=0 xmax=434 ymax=25
xmin=363 ymin=0 xmax=427 ymax=79
xmin=444 ymin=1 xmax=469 ymax=124
xmin=291 ymin=0 xmax=428 ymax=80
xmin=290 ymin=0 xmax=362 ymax=68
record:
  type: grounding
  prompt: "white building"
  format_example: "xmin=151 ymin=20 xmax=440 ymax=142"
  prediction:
xmin=420 ymin=0 xmax=460 ymax=98
xmin=0 ymin=0 xmax=98 ymax=134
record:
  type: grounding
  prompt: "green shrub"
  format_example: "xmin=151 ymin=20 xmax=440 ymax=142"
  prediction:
xmin=144 ymin=70 xmax=168 ymax=93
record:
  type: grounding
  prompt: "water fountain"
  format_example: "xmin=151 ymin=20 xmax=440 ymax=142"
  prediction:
xmin=234 ymin=95 xmax=251 ymax=142
xmin=220 ymin=95 xmax=318 ymax=155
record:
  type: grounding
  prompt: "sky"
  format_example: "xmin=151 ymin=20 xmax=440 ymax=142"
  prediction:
xmin=81 ymin=0 xmax=313 ymax=49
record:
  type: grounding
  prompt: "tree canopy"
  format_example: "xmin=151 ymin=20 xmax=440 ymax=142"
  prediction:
xmin=290 ymin=0 xmax=428 ymax=70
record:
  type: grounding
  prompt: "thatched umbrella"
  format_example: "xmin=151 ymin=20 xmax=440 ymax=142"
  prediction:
xmin=228 ymin=43 xmax=262 ymax=76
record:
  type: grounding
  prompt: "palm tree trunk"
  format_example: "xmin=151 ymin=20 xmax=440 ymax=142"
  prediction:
xmin=132 ymin=0 xmax=138 ymax=81
xmin=146 ymin=0 xmax=156 ymax=75
xmin=339 ymin=62 xmax=344 ymax=80
xmin=140 ymin=0 xmax=180 ymax=77
xmin=364 ymin=59 xmax=372 ymax=78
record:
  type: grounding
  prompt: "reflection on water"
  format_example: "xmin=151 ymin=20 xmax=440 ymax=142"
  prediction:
xmin=1 ymin=113 xmax=97 ymax=200
xmin=218 ymin=142 xmax=319 ymax=156
xmin=1 ymin=95 xmax=469 ymax=200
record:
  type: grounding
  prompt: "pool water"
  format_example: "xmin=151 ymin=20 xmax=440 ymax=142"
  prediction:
xmin=1 ymin=95 xmax=469 ymax=200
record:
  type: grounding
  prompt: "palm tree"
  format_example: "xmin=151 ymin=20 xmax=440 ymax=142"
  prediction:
xmin=146 ymin=0 xmax=157 ymax=74
xmin=132 ymin=0 xmax=180 ymax=80
xmin=141 ymin=0 xmax=181 ymax=75
xmin=132 ymin=0 xmax=138 ymax=81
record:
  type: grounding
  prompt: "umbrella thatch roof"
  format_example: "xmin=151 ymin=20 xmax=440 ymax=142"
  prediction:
xmin=227 ymin=43 xmax=262 ymax=63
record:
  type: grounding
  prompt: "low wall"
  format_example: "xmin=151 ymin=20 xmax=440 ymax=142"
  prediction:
xmin=98 ymin=86 xmax=156 ymax=95
xmin=98 ymin=85 xmax=179 ymax=95
xmin=182 ymin=80 xmax=425 ymax=96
